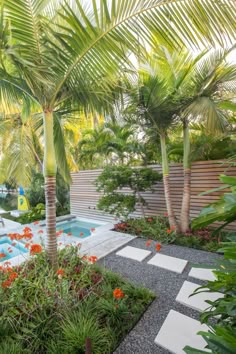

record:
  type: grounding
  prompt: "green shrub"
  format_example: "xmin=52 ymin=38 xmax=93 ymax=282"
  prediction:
xmin=0 ymin=245 xmax=154 ymax=353
xmin=184 ymin=233 xmax=236 ymax=354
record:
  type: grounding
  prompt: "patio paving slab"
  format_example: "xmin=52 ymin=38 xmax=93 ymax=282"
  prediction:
xmin=189 ymin=267 xmax=216 ymax=281
xmin=176 ymin=280 xmax=223 ymax=312
xmin=148 ymin=253 xmax=188 ymax=274
xmin=154 ymin=310 xmax=209 ymax=354
xmin=116 ymin=245 xmax=152 ymax=262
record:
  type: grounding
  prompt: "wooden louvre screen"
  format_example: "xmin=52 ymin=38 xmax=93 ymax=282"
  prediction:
xmin=70 ymin=160 xmax=236 ymax=230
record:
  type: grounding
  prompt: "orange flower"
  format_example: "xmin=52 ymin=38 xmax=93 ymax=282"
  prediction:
xmin=0 ymin=253 xmax=6 ymax=258
xmin=11 ymin=242 xmax=16 ymax=246
xmin=23 ymin=227 xmax=32 ymax=233
xmin=56 ymin=269 xmax=64 ymax=276
xmin=33 ymin=221 xmax=39 ymax=225
xmin=67 ymin=232 xmax=72 ymax=236
xmin=146 ymin=240 xmax=152 ymax=247
xmin=1 ymin=279 xmax=12 ymax=288
xmin=8 ymin=272 xmax=18 ymax=281
xmin=147 ymin=218 xmax=153 ymax=222
xmin=89 ymin=256 xmax=98 ymax=264
xmin=3 ymin=267 xmax=13 ymax=273
xmin=113 ymin=288 xmax=125 ymax=299
xmin=170 ymin=226 xmax=175 ymax=231
xmin=166 ymin=229 xmax=171 ymax=234
xmin=25 ymin=243 xmax=30 ymax=249
xmin=38 ymin=230 xmax=44 ymax=234
xmin=90 ymin=228 xmax=96 ymax=232
xmin=80 ymin=232 xmax=84 ymax=237
xmin=30 ymin=244 xmax=42 ymax=255
xmin=3 ymin=261 xmax=11 ymax=265
xmin=156 ymin=243 xmax=161 ymax=252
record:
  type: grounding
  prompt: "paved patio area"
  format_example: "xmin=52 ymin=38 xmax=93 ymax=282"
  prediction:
xmin=98 ymin=237 xmax=222 ymax=354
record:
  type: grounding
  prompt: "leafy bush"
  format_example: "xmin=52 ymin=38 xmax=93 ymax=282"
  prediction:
xmin=184 ymin=233 xmax=236 ymax=354
xmin=0 ymin=245 xmax=154 ymax=353
xmin=96 ymin=166 xmax=162 ymax=218
xmin=0 ymin=194 xmax=17 ymax=211
xmin=114 ymin=216 xmax=227 ymax=251
xmin=17 ymin=203 xmax=45 ymax=224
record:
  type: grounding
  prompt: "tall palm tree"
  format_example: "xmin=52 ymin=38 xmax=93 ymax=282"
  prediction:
xmin=180 ymin=49 xmax=236 ymax=232
xmin=1 ymin=0 xmax=236 ymax=266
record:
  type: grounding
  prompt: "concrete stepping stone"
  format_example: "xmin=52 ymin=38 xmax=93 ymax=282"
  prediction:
xmin=147 ymin=253 xmax=188 ymax=274
xmin=189 ymin=267 xmax=216 ymax=281
xmin=155 ymin=310 xmax=209 ymax=353
xmin=176 ymin=280 xmax=223 ymax=312
xmin=116 ymin=246 xmax=151 ymax=262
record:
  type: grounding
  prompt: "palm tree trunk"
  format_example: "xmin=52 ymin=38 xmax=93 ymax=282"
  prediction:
xmin=180 ymin=120 xmax=191 ymax=233
xmin=43 ymin=110 xmax=57 ymax=268
xmin=160 ymin=132 xmax=180 ymax=232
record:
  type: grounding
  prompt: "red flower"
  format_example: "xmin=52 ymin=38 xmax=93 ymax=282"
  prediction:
xmin=89 ymin=256 xmax=98 ymax=264
xmin=38 ymin=230 xmax=44 ymax=234
xmin=1 ymin=279 xmax=12 ymax=288
xmin=25 ymin=243 xmax=30 ymax=249
xmin=146 ymin=240 xmax=152 ymax=247
xmin=56 ymin=269 xmax=64 ymax=276
xmin=23 ymin=227 xmax=32 ymax=233
xmin=147 ymin=218 xmax=153 ymax=222
xmin=80 ymin=232 xmax=84 ymax=237
xmin=9 ymin=250 xmax=13 ymax=253
xmin=0 ymin=253 xmax=6 ymax=258
xmin=90 ymin=228 xmax=96 ymax=232
xmin=3 ymin=261 xmax=11 ymax=266
xmin=156 ymin=243 xmax=161 ymax=252
xmin=77 ymin=243 xmax=82 ymax=248
xmin=164 ymin=212 xmax=168 ymax=217
xmin=67 ymin=232 xmax=72 ymax=236
xmin=113 ymin=288 xmax=125 ymax=299
xmin=33 ymin=221 xmax=39 ymax=225
xmin=170 ymin=226 xmax=175 ymax=231
xmin=8 ymin=272 xmax=18 ymax=281
xmin=11 ymin=242 xmax=16 ymax=246
xmin=30 ymin=244 xmax=42 ymax=255
xmin=166 ymin=229 xmax=171 ymax=234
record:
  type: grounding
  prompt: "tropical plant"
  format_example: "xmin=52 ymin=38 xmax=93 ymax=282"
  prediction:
xmin=184 ymin=233 xmax=236 ymax=354
xmin=192 ymin=175 xmax=236 ymax=233
xmin=96 ymin=165 xmax=162 ymax=218
xmin=1 ymin=0 xmax=236 ymax=267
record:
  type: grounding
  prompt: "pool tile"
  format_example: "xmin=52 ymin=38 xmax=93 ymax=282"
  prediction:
xmin=154 ymin=310 xmax=209 ymax=353
xmin=148 ymin=254 xmax=188 ymax=274
xmin=176 ymin=280 xmax=223 ymax=312
xmin=116 ymin=246 xmax=151 ymax=262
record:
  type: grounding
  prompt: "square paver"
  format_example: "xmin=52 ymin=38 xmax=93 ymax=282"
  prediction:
xmin=189 ymin=267 xmax=216 ymax=281
xmin=116 ymin=246 xmax=151 ymax=262
xmin=176 ymin=281 xmax=223 ymax=312
xmin=155 ymin=310 xmax=209 ymax=353
xmin=147 ymin=254 xmax=188 ymax=274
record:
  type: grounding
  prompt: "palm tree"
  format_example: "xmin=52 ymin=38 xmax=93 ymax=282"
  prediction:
xmin=180 ymin=49 xmax=236 ymax=232
xmin=1 ymin=0 xmax=236 ymax=266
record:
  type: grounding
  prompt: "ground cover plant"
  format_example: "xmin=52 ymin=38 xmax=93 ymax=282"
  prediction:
xmin=113 ymin=216 xmax=227 ymax=252
xmin=0 ymin=241 xmax=154 ymax=353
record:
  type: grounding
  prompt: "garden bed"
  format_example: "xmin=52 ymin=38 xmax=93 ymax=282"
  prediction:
xmin=113 ymin=216 xmax=227 ymax=252
xmin=0 ymin=245 xmax=155 ymax=354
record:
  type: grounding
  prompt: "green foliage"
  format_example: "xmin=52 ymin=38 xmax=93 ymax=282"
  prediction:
xmin=26 ymin=172 xmax=45 ymax=207
xmin=192 ymin=175 xmax=236 ymax=232
xmin=0 ymin=245 xmax=154 ymax=353
xmin=184 ymin=233 xmax=236 ymax=354
xmin=0 ymin=194 xmax=17 ymax=211
xmin=96 ymin=166 xmax=162 ymax=218
xmin=17 ymin=203 xmax=45 ymax=224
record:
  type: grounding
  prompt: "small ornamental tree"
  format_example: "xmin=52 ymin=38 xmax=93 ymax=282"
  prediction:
xmin=96 ymin=166 xmax=162 ymax=218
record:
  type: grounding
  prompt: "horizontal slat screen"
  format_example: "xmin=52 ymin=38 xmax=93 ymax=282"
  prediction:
xmin=70 ymin=160 xmax=236 ymax=230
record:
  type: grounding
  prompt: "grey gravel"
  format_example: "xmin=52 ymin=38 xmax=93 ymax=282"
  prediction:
xmin=98 ymin=237 xmax=222 ymax=354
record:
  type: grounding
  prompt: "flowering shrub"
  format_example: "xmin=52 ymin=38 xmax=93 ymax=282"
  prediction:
xmin=0 ymin=245 xmax=154 ymax=353
xmin=114 ymin=216 xmax=227 ymax=251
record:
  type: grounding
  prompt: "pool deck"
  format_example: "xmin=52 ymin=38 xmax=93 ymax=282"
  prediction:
xmin=0 ymin=215 xmax=135 ymax=266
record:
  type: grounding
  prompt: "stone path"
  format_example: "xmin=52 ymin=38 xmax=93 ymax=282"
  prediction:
xmin=99 ymin=237 xmax=222 ymax=354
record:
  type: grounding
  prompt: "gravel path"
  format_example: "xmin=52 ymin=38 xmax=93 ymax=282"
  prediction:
xmin=98 ymin=237 xmax=222 ymax=354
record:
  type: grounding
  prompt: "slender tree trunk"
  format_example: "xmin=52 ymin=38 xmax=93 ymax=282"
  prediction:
xmin=43 ymin=110 xmax=57 ymax=268
xmin=160 ymin=132 xmax=180 ymax=232
xmin=180 ymin=120 xmax=191 ymax=233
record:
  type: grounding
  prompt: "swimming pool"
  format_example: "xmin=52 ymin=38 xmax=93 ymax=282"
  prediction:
xmin=56 ymin=219 xmax=101 ymax=238
xmin=0 ymin=236 xmax=28 ymax=261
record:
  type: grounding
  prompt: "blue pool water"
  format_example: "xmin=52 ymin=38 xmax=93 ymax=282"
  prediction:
xmin=0 ymin=237 xmax=28 ymax=261
xmin=56 ymin=219 xmax=101 ymax=238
